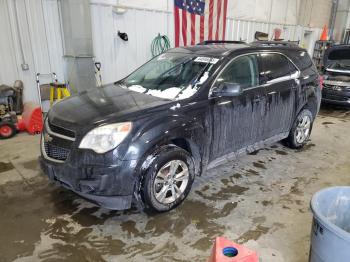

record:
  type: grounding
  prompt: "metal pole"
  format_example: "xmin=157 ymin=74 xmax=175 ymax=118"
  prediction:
xmin=329 ymin=0 xmax=339 ymax=40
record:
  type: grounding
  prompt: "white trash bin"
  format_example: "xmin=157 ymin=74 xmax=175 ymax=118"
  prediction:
xmin=310 ymin=186 xmax=350 ymax=262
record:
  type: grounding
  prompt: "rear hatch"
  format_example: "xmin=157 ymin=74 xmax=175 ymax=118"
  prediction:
xmin=323 ymin=45 xmax=350 ymax=76
xmin=323 ymin=45 xmax=350 ymax=85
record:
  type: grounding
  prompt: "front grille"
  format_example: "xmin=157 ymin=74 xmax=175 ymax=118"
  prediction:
xmin=44 ymin=141 xmax=70 ymax=161
xmin=48 ymin=121 xmax=75 ymax=138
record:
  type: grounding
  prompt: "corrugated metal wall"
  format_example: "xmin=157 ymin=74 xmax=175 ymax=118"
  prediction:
xmin=0 ymin=0 xmax=325 ymax=103
xmin=91 ymin=3 xmax=173 ymax=84
xmin=0 ymin=0 xmax=64 ymax=104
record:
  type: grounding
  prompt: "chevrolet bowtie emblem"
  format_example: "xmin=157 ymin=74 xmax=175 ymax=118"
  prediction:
xmin=44 ymin=133 xmax=53 ymax=143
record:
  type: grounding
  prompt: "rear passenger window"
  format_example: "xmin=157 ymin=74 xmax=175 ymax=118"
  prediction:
xmin=216 ymin=54 xmax=259 ymax=89
xmin=260 ymin=53 xmax=292 ymax=80
xmin=293 ymin=51 xmax=313 ymax=70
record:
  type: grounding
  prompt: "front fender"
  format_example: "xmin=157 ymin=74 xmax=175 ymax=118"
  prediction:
xmin=122 ymin=114 xmax=204 ymax=162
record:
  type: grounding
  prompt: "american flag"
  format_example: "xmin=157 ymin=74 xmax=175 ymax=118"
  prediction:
xmin=174 ymin=0 xmax=228 ymax=47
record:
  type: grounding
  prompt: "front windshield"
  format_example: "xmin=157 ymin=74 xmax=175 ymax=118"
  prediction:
xmin=118 ymin=52 xmax=218 ymax=100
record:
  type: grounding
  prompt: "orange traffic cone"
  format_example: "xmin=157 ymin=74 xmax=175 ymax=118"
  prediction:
xmin=208 ymin=237 xmax=259 ymax=262
xmin=320 ymin=25 xmax=328 ymax=41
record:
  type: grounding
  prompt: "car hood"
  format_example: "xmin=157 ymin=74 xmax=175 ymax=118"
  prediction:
xmin=324 ymin=45 xmax=350 ymax=69
xmin=48 ymin=84 xmax=173 ymax=128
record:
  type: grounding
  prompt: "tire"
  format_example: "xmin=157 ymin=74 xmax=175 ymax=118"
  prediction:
xmin=285 ymin=108 xmax=313 ymax=149
xmin=0 ymin=122 xmax=16 ymax=139
xmin=141 ymin=145 xmax=195 ymax=212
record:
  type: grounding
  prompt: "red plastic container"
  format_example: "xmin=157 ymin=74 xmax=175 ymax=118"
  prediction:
xmin=17 ymin=102 xmax=43 ymax=135
xmin=208 ymin=237 xmax=258 ymax=262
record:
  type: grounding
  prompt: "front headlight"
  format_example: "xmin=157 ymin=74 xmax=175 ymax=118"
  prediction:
xmin=79 ymin=122 xmax=132 ymax=153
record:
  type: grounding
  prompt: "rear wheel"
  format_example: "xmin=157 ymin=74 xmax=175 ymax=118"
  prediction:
xmin=141 ymin=145 xmax=195 ymax=212
xmin=285 ymin=108 xmax=313 ymax=149
xmin=0 ymin=122 xmax=16 ymax=139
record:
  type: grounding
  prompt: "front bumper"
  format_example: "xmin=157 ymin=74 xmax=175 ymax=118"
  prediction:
xmin=322 ymin=87 xmax=350 ymax=106
xmin=40 ymin=156 xmax=137 ymax=210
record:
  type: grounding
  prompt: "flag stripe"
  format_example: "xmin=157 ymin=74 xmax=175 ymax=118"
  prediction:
xmin=208 ymin=0 xmax=214 ymax=40
xmin=215 ymin=0 xmax=222 ymax=40
xmin=174 ymin=6 xmax=180 ymax=47
xmin=181 ymin=8 xmax=187 ymax=46
xmin=200 ymin=15 xmax=204 ymax=43
xmin=191 ymin=14 xmax=196 ymax=45
xmin=222 ymin=0 xmax=228 ymax=40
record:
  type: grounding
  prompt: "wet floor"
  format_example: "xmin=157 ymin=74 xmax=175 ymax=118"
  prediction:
xmin=1 ymin=105 xmax=350 ymax=262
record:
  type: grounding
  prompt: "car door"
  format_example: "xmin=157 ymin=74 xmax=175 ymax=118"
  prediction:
xmin=208 ymin=54 xmax=267 ymax=163
xmin=260 ymin=53 xmax=299 ymax=139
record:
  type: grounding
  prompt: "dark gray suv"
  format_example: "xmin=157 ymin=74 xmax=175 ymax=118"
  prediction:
xmin=40 ymin=41 xmax=321 ymax=212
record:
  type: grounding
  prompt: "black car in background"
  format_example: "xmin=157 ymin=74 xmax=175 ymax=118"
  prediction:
xmin=322 ymin=45 xmax=350 ymax=106
xmin=40 ymin=41 xmax=321 ymax=212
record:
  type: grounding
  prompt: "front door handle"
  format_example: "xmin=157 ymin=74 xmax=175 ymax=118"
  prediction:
xmin=268 ymin=91 xmax=276 ymax=95
xmin=253 ymin=96 xmax=262 ymax=102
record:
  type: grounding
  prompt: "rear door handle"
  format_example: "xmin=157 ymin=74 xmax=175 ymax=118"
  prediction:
xmin=268 ymin=91 xmax=276 ymax=95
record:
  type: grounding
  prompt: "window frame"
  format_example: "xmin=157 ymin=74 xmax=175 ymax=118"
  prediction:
xmin=209 ymin=51 xmax=301 ymax=98
xmin=259 ymin=52 xmax=301 ymax=85
xmin=210 ymin=53 xmax=261 ymax=96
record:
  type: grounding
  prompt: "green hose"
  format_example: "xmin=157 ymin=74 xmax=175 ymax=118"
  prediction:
xmin=151 ymin=33 xmax=171 ymax=57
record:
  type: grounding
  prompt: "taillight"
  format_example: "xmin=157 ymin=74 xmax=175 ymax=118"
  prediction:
xmin=319 ymin=75 xmax=324 ymax=90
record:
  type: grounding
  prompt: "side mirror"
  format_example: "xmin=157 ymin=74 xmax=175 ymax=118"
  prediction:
xmin=211 ymin=82 xmax=243 ymax=97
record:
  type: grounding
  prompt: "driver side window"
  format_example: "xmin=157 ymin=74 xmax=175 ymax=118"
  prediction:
xmin=216 ymin=54 xmax=259 ymax=89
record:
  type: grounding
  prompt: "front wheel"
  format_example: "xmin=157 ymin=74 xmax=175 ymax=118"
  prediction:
xmin=285 ymin=108 xmax=313 ymax=149
xmin=141 ymin=145 xmax=195 ymax=212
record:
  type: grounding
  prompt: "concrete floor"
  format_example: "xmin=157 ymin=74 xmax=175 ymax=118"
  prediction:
xmin=0 ymin=105 xmax=350 ymax=262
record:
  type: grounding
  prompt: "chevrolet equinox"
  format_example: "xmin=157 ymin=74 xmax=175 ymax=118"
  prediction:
xmin=40 ymin=41 xmax=321 ymax=212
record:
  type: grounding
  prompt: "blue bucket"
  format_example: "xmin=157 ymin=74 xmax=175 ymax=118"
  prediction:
xmin=310 ymin=186 xmax=350 ymax=262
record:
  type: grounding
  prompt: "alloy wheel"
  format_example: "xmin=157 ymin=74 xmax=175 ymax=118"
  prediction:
xmin=153 ymin=160 xmax=189 ymax=204
xmin=295 ymin=115 xmax=311 ymax=144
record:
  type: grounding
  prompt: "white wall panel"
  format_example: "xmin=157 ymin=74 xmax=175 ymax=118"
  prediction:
xmin=229 ymin=0 xmax=300 ymax=25
xmin=91 ymin=3 xmax=173 ymax=84
xmin=0 ymin=0 xmax=64 ymax=104
xmin=0 ymin=0 xmax=19 ymax=85
xmin=225 ymin=19 xmax=300 ymax=43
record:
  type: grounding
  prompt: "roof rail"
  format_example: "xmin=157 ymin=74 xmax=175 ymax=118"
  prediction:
xmin=251 ymin=40 xmax=300 ymax=47
xmin=198 ymin=40 xmax=246 ymax=45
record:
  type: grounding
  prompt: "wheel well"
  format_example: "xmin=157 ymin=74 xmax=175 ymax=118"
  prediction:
xmin=303 ymin=96 xmax=318 ymax=119
xmin=170 ymin=138 xmax=191 ymax=153
xmin=170 ymin=138 xmax=202 ymax=176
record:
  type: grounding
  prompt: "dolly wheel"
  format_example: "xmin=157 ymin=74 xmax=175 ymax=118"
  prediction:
xmin=0 ymin=123 xmax=16 ymax=139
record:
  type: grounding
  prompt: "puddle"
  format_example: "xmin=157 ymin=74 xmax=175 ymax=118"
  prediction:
xmin=322 ymin=121 xmax=335 ymax=125
xmin=232 ymin=173 xmax=242 ymax=179
xmin=0 ymin=161 xmax=14 ymax=173
xmin=275 ymin=150 xmax=288 ymax=155
xmin=246 ymin=169 xmax=260 ymax=176
xmin=262 ymin=200 xmax=273 ymax=206
xmin=22 ymin=159 xmax=39 ymax=171
xmin=196 ymin=182 xmax=249 ymax=201
xmin=253 ymin=162 xmax=266 ymax=169
xmin=296 ymin=143 xmax=315 ymax=152
xmin=236 ymin=225 xmax=270 ymax=243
